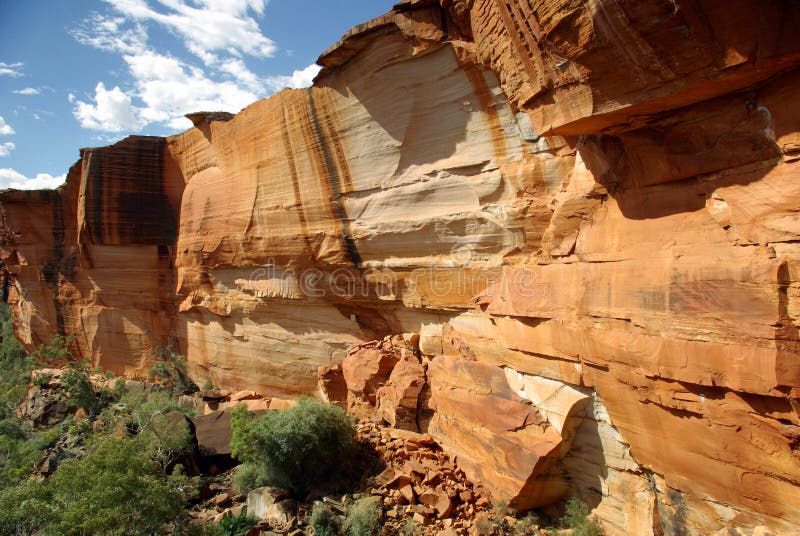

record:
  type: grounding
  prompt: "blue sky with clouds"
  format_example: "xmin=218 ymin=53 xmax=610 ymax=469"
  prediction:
xmin=0 ymin=0 xmax=396 ymax=189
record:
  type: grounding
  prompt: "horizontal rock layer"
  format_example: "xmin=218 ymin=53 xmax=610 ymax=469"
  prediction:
xmin=2 ymin=1 xmax=800 ymax=534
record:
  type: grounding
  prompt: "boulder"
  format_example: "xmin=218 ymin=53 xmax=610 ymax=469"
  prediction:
xmin=193 ymin=410 xmax=234 ymax=458
xmin=317 ymin=364 xmax=348 ymax=407
xmin=192 ymin=408 xmax=265 ymax=471
xmin=377 ymin=354 xmax=426 ymax=431
xmin=427 ymin=355 xmax=586 ymax=510
xmin=246 ymin=487 xmax=291 ymax=520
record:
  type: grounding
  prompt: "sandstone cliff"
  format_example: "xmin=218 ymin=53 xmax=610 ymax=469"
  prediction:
xmin=2 ymin=1 xmax=800 ymax=534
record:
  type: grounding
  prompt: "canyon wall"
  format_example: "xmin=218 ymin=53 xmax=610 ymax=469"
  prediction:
xmin=2 ymin=0 xmax=800 ymax=534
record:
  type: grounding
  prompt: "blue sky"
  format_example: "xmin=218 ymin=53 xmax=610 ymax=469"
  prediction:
xmin=0 ymin=0 xmax=396 ymax=189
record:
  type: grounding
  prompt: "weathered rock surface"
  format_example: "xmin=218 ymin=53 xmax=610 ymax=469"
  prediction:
xmin=3 ymin=1 xmax=800 ymax=534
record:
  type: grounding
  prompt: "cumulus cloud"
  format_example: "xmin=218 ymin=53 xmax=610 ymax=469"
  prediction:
xmin=12 ymin=87 xmax=40 ymax=95
xmin=0 ymin=142 xmax=15 ymax=157
xmin=0 ymin=62 xmax=23 ymax=77
xmin=125 ymin=51 xmax=258 ymax=129
xmin=265 ymin=63 xmax=322 ymax=91
xmin=104 ymin=0 xmax=277 ymax=60
xmin=0 ymin=117 xmax=15 ymax=136
xmin=0 ymin=168 xmax=65 ymax=190
xmin=73 ymin=82 xmax=145 ymax=132
xmin=70 ymin=0 xmax=320 ymax=133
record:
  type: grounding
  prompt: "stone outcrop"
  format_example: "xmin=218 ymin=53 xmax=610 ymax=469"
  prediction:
xmin=3 ymin=1 xmax=800 ymax=533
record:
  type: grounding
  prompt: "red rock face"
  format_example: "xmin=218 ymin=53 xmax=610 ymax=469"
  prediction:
xmin=2 ymin=1 xmax=800 ymax=533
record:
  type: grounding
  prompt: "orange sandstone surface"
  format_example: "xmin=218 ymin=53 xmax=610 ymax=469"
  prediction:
xmin=2 ymin=1 xmax=800 ymax=534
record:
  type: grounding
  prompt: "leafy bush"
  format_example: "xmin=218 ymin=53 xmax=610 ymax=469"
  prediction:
xmin=95 ymin=390 xmax=195 ymax=470
xmin=0 ymin=477 xmax=54 ymax=536
xmin=230 ymin=397 xmax=357 ymax=497
xmin=0 ymin=435 xmax=191 ymax=535
xmin=0 ymin=303 xmax=31 ymax=419
xmin=150 ymin=351 xmax=197 ymax=394
xmin=30 ymin=333 xmax=73 ymax=367
xmin=61 ymin=359 xmax=102 ymax=416
xmin=49 ymin=436 xmax=190 ymax=535
xmin=0 ymin=421 xmax=62 ymax=487
xmin=309 ymin=502 xmax=341 ymax=536
xmin=231 ymin=461 xmax=271 ymax=493
xmin=401 ymin=518 xmax=421 ymax=536
xmin=217 ymin=509 xmax=258 ymax=536
xmin=344 ymin=497 xmax=381 ymax=536
xmin=561 ymin=497 xmax=602 ymax=536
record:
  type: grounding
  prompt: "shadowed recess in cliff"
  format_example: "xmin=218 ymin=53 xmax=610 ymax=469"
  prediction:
xmin=81 ymin=137 xmax=177 ymax=246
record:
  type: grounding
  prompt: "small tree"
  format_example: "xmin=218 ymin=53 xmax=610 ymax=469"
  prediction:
xmin=30 ymin=333 xmax=74 ymax=367
xmin=0 ymin=303 xmax=31 ymax=420
xmin=61 ymin=359 xmax=102 ymax=416
xmin=561 ymin=497 xmax=602 ymax=536
xmin=309 ymin=502 xmax=341 ymax=536
xmin=230 ymin=397 xmax=357 ymax=497
xmin=49 ymin=436 xmax=189 ymax=535
xmin=150 ymin=351 xmax=197 ymax=394
xmin=344 ymin=497 xmax=381 ymax=536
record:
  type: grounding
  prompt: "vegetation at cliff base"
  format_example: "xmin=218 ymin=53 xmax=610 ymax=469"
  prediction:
xmin=0 ymin=304 xmax=198 ymax=535
xmin=230 ymin=396 xmax=357 ymax=497
xmin=561 ymin=497 xmax=602 ymax=536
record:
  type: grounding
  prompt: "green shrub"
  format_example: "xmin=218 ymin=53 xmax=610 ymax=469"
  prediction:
xmin=217 ymin=509 xmax=258 ymax=536
xmin=401 ymin=518 xmax=421 ymax=536
xmin=231 ymin=462 xmax=271 ymax=494
xmin=150 ymin=351 xmax=197 ymax=394
xmin=49 ymin=436 xmax=189 ymax=535
xmin=230 ymin=397 xmax=357 ymax=497
xmin=0 ymin=421 xmax=62 ymax=487
xmin=561 ymin=497 xmax=602 ymax=536
xmin=94 ymin=390 xmax=194 ymax=470
xmin=309 ymin=502 xmax=341 ymax=536
xmin=514 ymin=512 xmax=539 ymax=535
xmin=0 ymin=477 xmax=54 ymax=535
xmin=61 ymin=359 xmax=102 ymax=416
xmin=0 ymin=303 xmax=32 ymax=419
xmin=30 ymin=333 xmax=73 ymax=367
xmin=344 ymin=497 xmax=381 ymax=536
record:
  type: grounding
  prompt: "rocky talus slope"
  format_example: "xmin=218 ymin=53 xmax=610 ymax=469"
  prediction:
xmin=2 ymin=1 xmax=800 ymax=534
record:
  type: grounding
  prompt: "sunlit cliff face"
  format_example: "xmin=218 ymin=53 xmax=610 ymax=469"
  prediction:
xmin=2 ymin=1 xmax=800 ymax=533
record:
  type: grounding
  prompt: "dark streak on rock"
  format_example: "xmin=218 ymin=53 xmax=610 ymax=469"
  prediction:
xmin=306 ymin=88 xmax=362 ymax=268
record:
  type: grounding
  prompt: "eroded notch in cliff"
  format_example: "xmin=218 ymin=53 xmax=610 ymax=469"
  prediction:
xmin=82 ymin=136 xmax=177 ymax=246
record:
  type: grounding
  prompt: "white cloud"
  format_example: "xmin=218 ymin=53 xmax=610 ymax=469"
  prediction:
xmin=73 ymin=82 xmax=145 ymax=132
xmin=0 ymin=117 xmax=15 ymax=136
xmin=0 ymin=168 xmax=65 ymax=190
xmin=71 ymin=13 xmax=147 ymax=55
xmin=124 ymin=51 xmax=257 ymax=128
xmin=265 ymin=63 xmax=321 ymax=91
xmin=104 ymin=0 xmax=277 ymax=60
xmin=0 ymin=142 xmax=14 ymax=157
xmin=219 ymin=58 xmax=262 ymax=92
xmin=12 ymin=87 xmax=40 ymax=96
xmin=69 ymin=1 xmax=320 ymax=133
xmin=0 ymin=62 xmax=23 ymax=77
